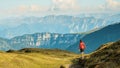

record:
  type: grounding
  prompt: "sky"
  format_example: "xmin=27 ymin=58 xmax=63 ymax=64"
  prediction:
xmin=0 ymin=0 xmax=120 ymax=18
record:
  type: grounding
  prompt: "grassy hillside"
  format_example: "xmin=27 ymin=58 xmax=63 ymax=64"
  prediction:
xmin=0 ymin=40 xmax=120 ymax=68
xmin=67 ymin=23 xmax=120 ymax=53
xmin=70 ymin=40 xmax=120 ymax=68
xmin=0 ymin=48 xmax=80 ymax=68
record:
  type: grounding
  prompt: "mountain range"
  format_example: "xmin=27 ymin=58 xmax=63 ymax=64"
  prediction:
xmin=0 ymin=33 xmax=84 ymax=51
xmin=0 ymin=13 xmax=120 ymax=38
xmin=0 ymin=23 xmax=120 ymax=53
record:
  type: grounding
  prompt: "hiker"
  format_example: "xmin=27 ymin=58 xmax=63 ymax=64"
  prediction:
xmin=79 ymin=40 xmax=86 ymax=59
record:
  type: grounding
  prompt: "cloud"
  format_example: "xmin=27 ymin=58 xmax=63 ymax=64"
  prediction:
xmin=51 ymin=0 xmax=80 ymax=11
xmin=106 ymin=0 xmax=120 ymax=6
xmin=100 ymin=0 xmax=120 ymax=11
xmin=16 ymin=5 xmax=49 ymax=12
xmin=0 ymin=5 xmax=51 ymax=24
xmin=1 ymin=5 xmax=50 ymax=17
xmin=1 ymin=0 xmax=120 ymax=18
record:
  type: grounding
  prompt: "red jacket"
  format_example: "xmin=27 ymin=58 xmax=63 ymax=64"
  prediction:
xmin=79 ymin=41 xmax=86 ymax=50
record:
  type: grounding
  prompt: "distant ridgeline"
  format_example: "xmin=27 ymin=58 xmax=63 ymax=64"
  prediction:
xmin=0 ymin=14 xmax=120 ymax=39
xmin=0 ymin=23 xmax=120 ymax=53
xmin=0 ymin=33 xmax=83 ymax=51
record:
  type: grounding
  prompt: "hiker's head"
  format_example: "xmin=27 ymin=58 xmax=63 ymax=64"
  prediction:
xmin=80 ymin=40 xmax=82 ymax=42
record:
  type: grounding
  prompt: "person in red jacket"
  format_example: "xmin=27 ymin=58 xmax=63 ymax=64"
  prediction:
xmin=79 ymin=40 xmax=86 ymax=59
